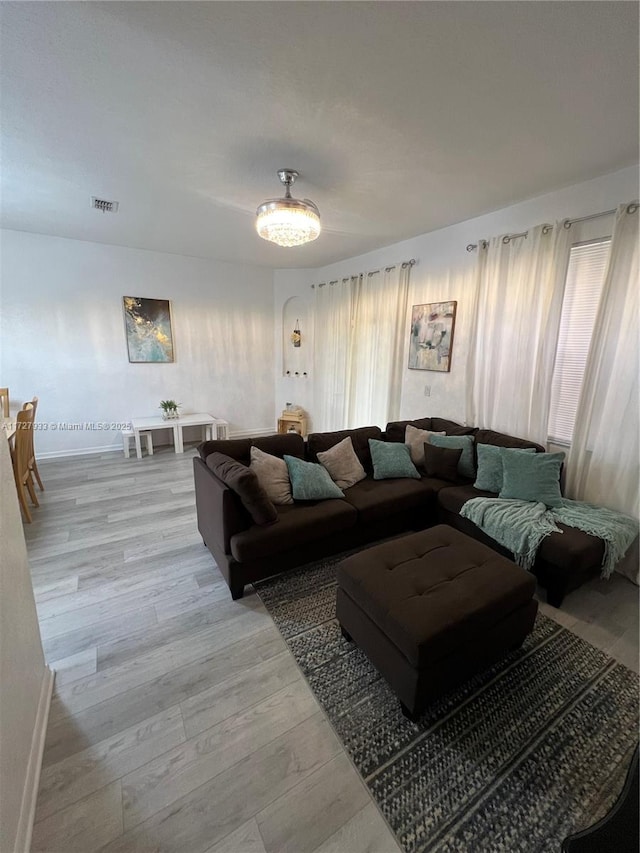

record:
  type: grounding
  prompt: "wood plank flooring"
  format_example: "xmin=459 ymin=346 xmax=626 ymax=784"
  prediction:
xmin=26 ymin=447 xmax=638 ymax=853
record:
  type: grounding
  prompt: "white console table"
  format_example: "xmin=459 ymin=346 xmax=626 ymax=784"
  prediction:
xmin=129 ymin=414 xmax=229 ymax=459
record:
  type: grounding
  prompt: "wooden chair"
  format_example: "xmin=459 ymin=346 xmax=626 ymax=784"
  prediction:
xmin=22 ymin=397 xmax=44 ymax=491
xmin=13 ymin=407 xmax=38 ymax=523
xmin=0 ymin=387 xmax=9 ymax=418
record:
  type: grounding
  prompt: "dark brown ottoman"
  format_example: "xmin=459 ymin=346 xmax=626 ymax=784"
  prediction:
xmin=336 ymin=524 xmax=538 ymax=721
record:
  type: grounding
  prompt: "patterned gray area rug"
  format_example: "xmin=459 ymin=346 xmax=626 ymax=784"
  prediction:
xmin=254 ymin=556 xmax=639 ymax=853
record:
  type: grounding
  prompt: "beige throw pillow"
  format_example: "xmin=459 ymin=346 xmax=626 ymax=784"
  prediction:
xmin=249 ymin=446 xmax=293 ymax=505
xmin=317 ymin=437 xmax=366 ymax=490
xmin=404 ymin=424 xmax=446 ymax=466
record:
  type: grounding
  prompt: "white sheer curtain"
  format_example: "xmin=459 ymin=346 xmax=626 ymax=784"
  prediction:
xmin=313 ymin=263 xmax=411 ymax=431
xmin=348 ymin=264 xmax=410 ymax=428
xmin=565 ymin=204 xmax=639 ymax=519
xmin=466 ymin=223 xmax=571 ymax=443
xmin=313 ymin=277 xmax=357 ymax=431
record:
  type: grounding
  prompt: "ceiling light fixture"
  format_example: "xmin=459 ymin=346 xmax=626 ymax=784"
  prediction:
xmin=256 ymin=170 xmax=321 ymax=247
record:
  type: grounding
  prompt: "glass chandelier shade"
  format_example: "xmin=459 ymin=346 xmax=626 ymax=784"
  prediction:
xmin=256 ymin=170 xmax=321 ymax=247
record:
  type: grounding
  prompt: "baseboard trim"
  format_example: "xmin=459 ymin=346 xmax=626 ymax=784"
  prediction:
xmin=38 ymin=445 xmax=120 ymax=459
xmin=38 ymin=428 xmax=276 ymax=459
xmin=14 ymin=666 xmax=55 ymax=853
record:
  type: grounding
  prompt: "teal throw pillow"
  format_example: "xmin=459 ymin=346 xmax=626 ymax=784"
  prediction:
xmin=283 ymin=455 xmax=345 ymax=501
xmin=368 ymin=439 xmax=420 ymax=480
xmin=499 ymin=450 xmax=565 ymax=507
xmin=474 ymin=444 xmax=535 ymax=493
xmin=429 ymin=434 xmax=475 ymax=479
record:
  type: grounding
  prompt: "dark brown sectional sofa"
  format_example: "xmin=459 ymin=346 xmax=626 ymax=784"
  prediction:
xmin=193 ymin=417 xmax=605 ymax=606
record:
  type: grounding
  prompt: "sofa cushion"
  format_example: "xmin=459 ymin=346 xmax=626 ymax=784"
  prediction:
xmin=430 ymin=434 xmax=476 ymax=479
xmin=199 ymin=433 xmax=305 ymax=465
xmin=404 ymin=424 xmax=446 ymax=466
xmin=250 ymin=446 xmax=293 ymax=505
xmin=205 ymin=452 xmax=277 ymax=526
xmin=342 ymin=475 xmax=436 ymax=524
xmin=307 ymin=426 xmax=382 ymax=472
xmin=284 ymin=455 xmax=345 ymax=501
xmin=316 ymin=436 xmax=366 ymax=490
xmin=230 ymin=499 xmax=357 ymax=562
xmin=437 ymin=484 xmax=496 ymax=514
xmin=475 ymin=429 xmax=545 ymax=454
xmin=430 ymin=418 xmax=478 ymax=437
xmin=537 ymin=523 xmax=605 ymax=574
xmin=474 ymin=444 xmax=535 ymax=493
xmin=437 ymin=485 xmax=604 ymax=573
xmin=385 ymin=417 xmax=433 ymax=444
xmin=500 ymin=450 xmax=564 ymax=507
xmin=423 ymin=444 xmax=463 ymax=482
xmin=369 ymin=439 xmax=420 ymax=480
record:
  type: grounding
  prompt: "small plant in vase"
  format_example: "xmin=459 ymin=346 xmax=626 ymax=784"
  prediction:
xmin=159 ymin=400 xmax=180 ymax=420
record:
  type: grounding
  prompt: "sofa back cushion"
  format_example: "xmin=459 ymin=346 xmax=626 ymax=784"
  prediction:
xmin=198 ymin=433 xmax=305 ymax=466
xmin=205 ymin=452 xmax=278 ymax=525
xmin=384 ymin=417 xmax=433 ymax=443
xmin=307 ymin=426 xmax=382 ymax=472
xmin=474 ymin=428 xmax=545 ymax=453
xmin=198 ymin=437 xmax=251 ymax=463
xmin=430 ymin=417 xmax=478 ymax=437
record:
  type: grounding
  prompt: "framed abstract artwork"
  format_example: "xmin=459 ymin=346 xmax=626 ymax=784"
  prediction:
xmin=408 ymin=301 xmax=457 ymax=372
xmin=123 ymin=297 xmax=175 ymax=363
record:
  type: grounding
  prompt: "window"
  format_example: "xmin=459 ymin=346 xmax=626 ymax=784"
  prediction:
xmin=548 ymin=238 xmax=611 ymax=444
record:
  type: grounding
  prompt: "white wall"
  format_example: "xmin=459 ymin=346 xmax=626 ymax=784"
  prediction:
xmin=0 ymin=438 xmax=53 ymax=852
xmin=274 ymin=164 xmax=639 ymax=432
xmin=1 ymin=231 xmax=276 ymax=455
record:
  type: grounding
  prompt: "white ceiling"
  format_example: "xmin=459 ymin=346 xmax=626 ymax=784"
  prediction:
xmin=1 ymin=2 xmax=637 ymax=269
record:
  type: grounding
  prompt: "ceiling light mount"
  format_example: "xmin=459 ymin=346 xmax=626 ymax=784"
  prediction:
xmin=256 ymin=169 xmax=320 ymax=248
xmin=277 ymin=169 xmax=298 ymax=197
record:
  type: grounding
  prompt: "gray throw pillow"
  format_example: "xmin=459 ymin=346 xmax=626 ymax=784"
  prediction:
xmin=316 ymin=437 xmax=366 ymax=490
xmin=249 ymin=446 xmax=293 ymax=505
xmin=369 ymin=439 xmax=421 ymax=480
xmin=404 ymin=424 xmax=446 ymax=467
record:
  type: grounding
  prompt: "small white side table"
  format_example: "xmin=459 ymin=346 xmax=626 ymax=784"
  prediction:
xmin=130 ymin=413 xmax=217 ymax=459
xmin=212 ymin=418 xmax=229 ymax=440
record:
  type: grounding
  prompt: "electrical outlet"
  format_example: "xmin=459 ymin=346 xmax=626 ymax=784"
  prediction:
xmin=424 ymin=385 xmax=431 ymax=397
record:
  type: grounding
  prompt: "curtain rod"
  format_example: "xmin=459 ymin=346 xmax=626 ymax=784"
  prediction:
xmin=465 ymin=202 xmax=638 ymax=252
xmin=312 ymin=258 xmax=415 ymax=287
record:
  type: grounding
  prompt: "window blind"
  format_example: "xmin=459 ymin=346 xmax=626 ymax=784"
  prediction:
xmin=548 ymin=239 xmax=611 ymax=444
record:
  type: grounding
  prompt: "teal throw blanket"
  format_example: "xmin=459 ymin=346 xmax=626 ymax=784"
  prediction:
xmin=460 ymin=497 xmax=638 ymax=578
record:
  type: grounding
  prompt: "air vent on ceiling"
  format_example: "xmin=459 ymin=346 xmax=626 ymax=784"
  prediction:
xmin=91 ymin=197 xmax=119 ymax=213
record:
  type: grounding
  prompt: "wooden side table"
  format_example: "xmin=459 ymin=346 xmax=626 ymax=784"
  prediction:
xmin=277 ymin=413 xmax=308 ymax=437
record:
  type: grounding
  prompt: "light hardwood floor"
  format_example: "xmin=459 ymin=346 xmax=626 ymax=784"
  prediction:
xmin=25 ymin=447 xmax=638 ymax=853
